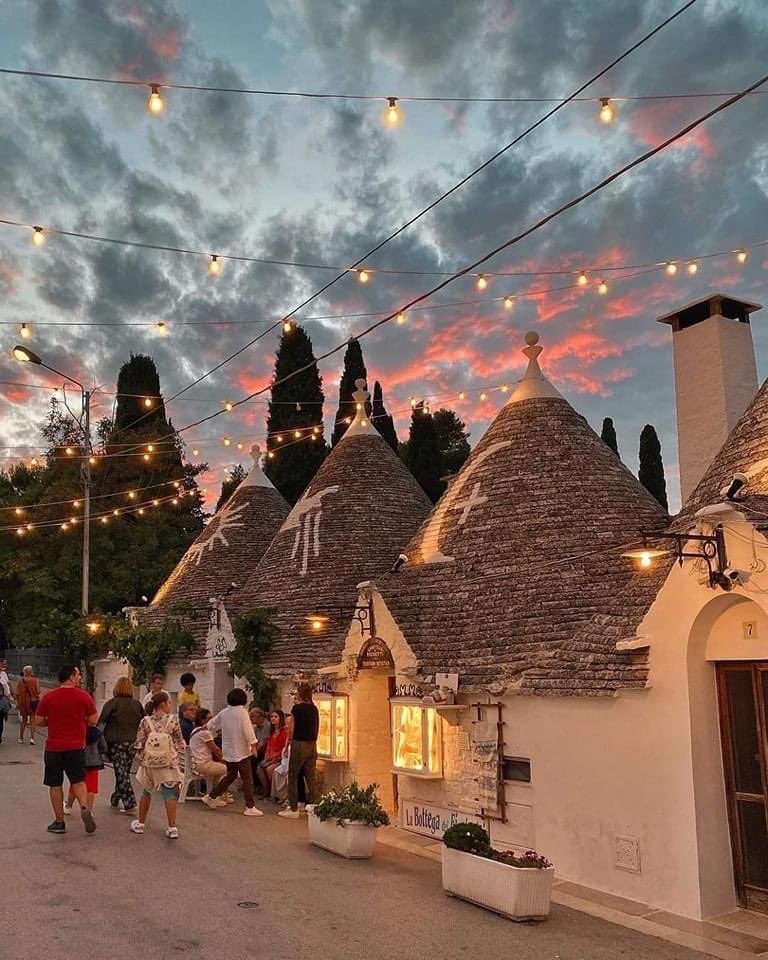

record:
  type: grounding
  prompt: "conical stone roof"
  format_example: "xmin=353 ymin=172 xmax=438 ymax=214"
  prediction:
xmin=140 ymin=445 xmax=289 ymax=647
xmin=377 ymin=333 xmax=670 ymax=695
xmin=232 ymin=380 xmax=432 ymax=676
xmin=674 ymin=377 xmax=768 ymax=529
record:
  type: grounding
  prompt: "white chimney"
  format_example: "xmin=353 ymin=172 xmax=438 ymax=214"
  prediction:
xmin=658 ymin=293 xmax=761 ymax=504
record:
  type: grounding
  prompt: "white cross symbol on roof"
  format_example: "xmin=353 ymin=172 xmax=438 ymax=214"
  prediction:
xmin=450 ymin=481 xmax=488 ymax=526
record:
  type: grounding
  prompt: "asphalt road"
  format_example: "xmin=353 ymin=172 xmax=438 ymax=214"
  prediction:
xmin=0 ymin=734 xmax=706 ymax=960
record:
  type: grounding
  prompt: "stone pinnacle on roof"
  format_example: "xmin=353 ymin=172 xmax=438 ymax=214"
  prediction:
xmin=341 ymin=378 xmax=376 ymax=440
xmin=507 ymin=331 xmax=564 ymax=404
xmin=239 ymin=443 xmax=275 ymax=489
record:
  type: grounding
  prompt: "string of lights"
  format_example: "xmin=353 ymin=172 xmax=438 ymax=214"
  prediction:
xmin=9 ymin=0 xmax=701 ymax=457
xmin=2 ymin=234 xmax=762 ymax=333
xmin=0 ymin=476 xmax=194 ymax=514
xmin=105 ymin=66 xmax=765 ymax=466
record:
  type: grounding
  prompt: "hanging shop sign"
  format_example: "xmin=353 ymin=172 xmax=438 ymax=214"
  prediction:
xmin=401 ymin=800 xmax=483 ymax=839
xmin=357 ymin=636 xmax=394 ymax=670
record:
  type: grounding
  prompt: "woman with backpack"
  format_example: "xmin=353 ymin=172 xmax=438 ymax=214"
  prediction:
xmin=131 ymin=691 xmax=184 ymax=839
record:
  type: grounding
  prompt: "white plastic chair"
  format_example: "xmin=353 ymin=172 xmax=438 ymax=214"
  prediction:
xmin=179 ymin=745 xmax=207 ymax=803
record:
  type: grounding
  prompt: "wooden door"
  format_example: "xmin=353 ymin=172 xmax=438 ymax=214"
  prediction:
xmin=717 ymin=663 xmax=768 ymax=912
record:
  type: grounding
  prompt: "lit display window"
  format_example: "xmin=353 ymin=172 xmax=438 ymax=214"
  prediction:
xmin=316 ymin=694 xmax=348 ymax=762
xmin=391 ymin=702 xmax=442 ymax=778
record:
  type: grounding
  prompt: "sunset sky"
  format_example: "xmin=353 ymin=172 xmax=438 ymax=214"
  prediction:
xmin=1 ymin=0 xmax=767 ymax=512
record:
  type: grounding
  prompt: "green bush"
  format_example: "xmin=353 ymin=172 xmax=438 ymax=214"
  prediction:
xmin=313 ymin=782 xmax=390 ymax=828
xmin=443 ymin=822 xmax=491 ymax=855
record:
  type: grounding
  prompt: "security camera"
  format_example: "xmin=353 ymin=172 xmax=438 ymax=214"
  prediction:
xmin=390 ymin=553 xmax=408 ymax=573
xmin=724 ymin=567 xmax=750 ymax=584
xmin=725 ymin=473 xmax=749 ymax=501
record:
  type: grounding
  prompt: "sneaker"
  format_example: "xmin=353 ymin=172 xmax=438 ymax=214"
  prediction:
xmin=17 ymin=738 xmax=23 ymax=744
xmin=244 ymin=806 xmax=263 ymax=817
xmin=165 ymin=827 xmax=179 ymax=839
xmin=202 ymin=795 xmax=226 ymax=809
xmin=47 ymin=820 xmax=66 ymax=834
xmin=29 ymin=738 xmax=35 ymax=745
xmin=130 ymin=820 xmax=145 ymax=834
xmin=81 ymin=809 xmax=96 ymax=834
xmin=278 ymin=809 xmax=301 ymax=819
xmin=63 ymin=802 xmax=73 ymax=816
xmin=223 ymin=794 xmax=235 ymax=805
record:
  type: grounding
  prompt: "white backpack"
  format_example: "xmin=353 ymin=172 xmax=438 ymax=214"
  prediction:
xmin=142 ymin=716 xmax=176 ymax=768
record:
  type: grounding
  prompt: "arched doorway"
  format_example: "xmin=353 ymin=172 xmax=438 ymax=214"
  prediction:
xmin=688 ymin=596 xmax=768 ymax=914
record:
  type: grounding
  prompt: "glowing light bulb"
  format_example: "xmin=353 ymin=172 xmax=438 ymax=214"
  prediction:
xmin=70 ymin=517 xmax=77 ymax=525
xmin=147 ymin=444 xmax=155 ymax=452
xmin=501 ymin=384 xmax=509 ymax=393
xmin=192 ymin=448 xmax=199 ymax=456
xmin=26 ymin=523 xmax=33 ymax=531
xmin=276 ymin=435 xmax=283 ymax=443
xmin=458 ymin=391 xmax=465 ymax=400
xmin=503 ymin=296 xmax=514 ymax=310
xmin=113 ymin=509 xmax=119 ymax=517
xmin=736 ymin=249 xmax=748 ymax=264
xmin=143 ymin=453 xmax=150 ymax=462
xmin=14 ymin=507 xmax=23 ymax=516
xmin=268 ymin=451 xmax=275 ymax=459
xmin=345 ymin=417 xmax=352 ymax=424
xmin=225 ymin=401 xmax=233 ymax=412
xmin=577 ymin=271 xmax=588 ymax=287
xmin=66 ymin=446 xmax=74 ymax=456
xmin=361 ymin=418 xmax=368 ymax=427
xmin=312 ymin=426 xmax=320 ymax=435
xmin=283 ymin=320 xmax=293 ymax=333
xmin=223 ymin=437 xmax=231 ymax=447
xmin=236 ymin=442 xmax=243 ymax=450
xmin=476 ymin=274 xmax=488 ymax=291
xmin=480 ymin=392 xmax=487 ymax=401
xmin=88 ymin=456 xmax=97 ymax=466
xmin=156 ymin=320 xmax=169 ymax=336
xmin=61 ymin=522 xmax=69 ymax=531
xmin=31 ymin=226 xmax=46 ymax=247
xmin=20 ymin=322 xmax=32 ymax=339
xmin=385 ymin=97 xmax=401 ymax=126
xmin=687 ymin=261 xmax=698 ymax=275
xmin=410 ymin=398 xmax=417 ymax=408
xmin=599 ymin=97 xmax=615 ymax=124
xmin=73 ymin=500 xmax=81 ymax=508
xmin=100 ymin=516 xmax=108 ymax=525
xmin=16 ymin=527 xmax=25 ymax=536
xmin=597 ymin=279 xmax=609 ymax=295
xmin=208 ymin=255 xmax=222 ymax=276
xmin=147 ymin=85 xmax=164 ymax=115
xmin=138 ymin=508 xmax=145 ymax=515
xmin=356 ymin=402 xmax=362 ymax=411
xmin=30 ymin=457 xmax=39 ymax=467
xmin=152 ymin=499 xmax=160 ymax=507
xmin=665 ymin=262 xmax=678 ymax=276
xmin=396 ymin=312 xmax=406 ymax=325
xmin=172 ymin=497 xmax=178 ymax=505
xmin=144 ymin=397 xmax=153 ymax=408
xmin=294 ymin=430 xmax=301 ymax=439
xmin=640 ymin=551 xmax=652 ymax=568
xmin=358 ymin=269 xmax=370 ymax=283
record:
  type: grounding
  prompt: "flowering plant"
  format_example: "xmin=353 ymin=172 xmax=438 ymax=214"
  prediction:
xmin=443 ymin=822 xmax=551 ymax=868
xmin=490 ymin=848 xmax=552 ymax=869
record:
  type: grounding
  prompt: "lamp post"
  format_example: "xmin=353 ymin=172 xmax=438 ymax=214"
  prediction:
xmin=13 ymin=345 xmax=92 ymax=615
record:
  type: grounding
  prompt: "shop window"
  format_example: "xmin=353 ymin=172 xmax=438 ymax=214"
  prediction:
xmin=502 ymin=757 xmax=531 ymax=783
xmin=316 ymin=694 xmax=348 ymax=761
xmin=391 ymin=701 xmax=443 ymax=778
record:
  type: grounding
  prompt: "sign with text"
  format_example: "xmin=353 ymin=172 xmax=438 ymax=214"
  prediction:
xmin=357 ymin=636 xmax=394 ymax=670
xmin=401 ymin=800 xmax=483 ymax=839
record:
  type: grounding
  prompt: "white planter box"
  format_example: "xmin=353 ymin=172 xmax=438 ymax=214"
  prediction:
xmin=442 ymin=847 xmax=554 ymax=921
xmin=308 ymin=811 xmax=379 ymax=859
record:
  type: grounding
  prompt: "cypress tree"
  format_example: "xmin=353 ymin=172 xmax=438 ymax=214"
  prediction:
xmin=371 ymin=380 xmax=398 ymax=451
xmin=332 ymin=339 xmax=369 ymax=446
xmin=216 ymin=463 xmax=247 ymax=511
xmin=433 ymin=408 xmax=471 ymax=477
xmin=263 ymin=324 xmax=328 ymax=504
xmin=403 ymin=402 xmax=443 ymax=503
xmin=115 ymin=354 xmax=168 ymax=431
xmin=638 ymin=424 xmax=668 ymax=511
xmin=600 ymin=417 xmax=619 ymax=457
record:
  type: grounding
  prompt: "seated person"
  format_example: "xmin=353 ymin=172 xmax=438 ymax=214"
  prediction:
xmin=178 ymin=672 xmax=200 ymax=708
xmin=189 ymin=708 xmax=229 ymax=798
xmin=179 ymin=702 xmax=198 ymax=744
xmin=256 ymin=710 xmax=289 ymax=800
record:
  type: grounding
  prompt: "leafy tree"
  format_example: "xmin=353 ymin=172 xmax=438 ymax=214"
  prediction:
xmin=433 ymin=408 xmax=471 ymax=477
xmin=402 ymin=402 xmax=443 ymax=503
xmin=216 ymin=464 xmax=247 ymax=511
xmin=0 ymin=356 xmax=206 ymax=651
xmin=110 ymin=619 xmax=194 ymax=686
xmin=639 ymin=424 xmax=669 ymax=512
xmin=601 ymin=417 xmax=620 ymax=457
xmin=371 ymin=380 xmax=398 ymax=451
xmin=228 ymin=609 xmax=279 ymax=709
xmin=115 ymin=354 xmax=168 ymax=431
xmin=332 ymin=339 xmax=369 ymax=446
xmin=263 ymin=324 xmax=328 ymax=504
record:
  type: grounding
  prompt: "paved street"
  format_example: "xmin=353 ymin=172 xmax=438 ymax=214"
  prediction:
xmin=0 ymin=737 xmax=708 ymax=960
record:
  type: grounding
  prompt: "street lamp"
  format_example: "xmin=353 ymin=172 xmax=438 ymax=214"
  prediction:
xmin=12 ymin=345 xmax=92 ymax=616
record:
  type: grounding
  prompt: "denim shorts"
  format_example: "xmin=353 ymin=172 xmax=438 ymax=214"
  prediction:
xmin=143 ymin=784 xmax=179 ymax=802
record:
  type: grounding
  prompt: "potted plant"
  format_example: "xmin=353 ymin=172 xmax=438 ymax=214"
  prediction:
xmin=442 ymin=822 xmax=554 ymax=921
xmin=308 ymin=782 xmax=390 ymax=859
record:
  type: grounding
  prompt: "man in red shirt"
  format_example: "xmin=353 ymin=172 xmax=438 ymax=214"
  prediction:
xmin=36 ymin=665 xmax=98 ymax=834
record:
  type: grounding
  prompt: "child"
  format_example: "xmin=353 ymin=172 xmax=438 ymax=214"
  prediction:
xmin=64 ymin=724 xmax=108 ymax=818
xmin=177 ymin=672 xmax=200 ymax=707
xmin=131 ymin=691 xmax=184 ymax=839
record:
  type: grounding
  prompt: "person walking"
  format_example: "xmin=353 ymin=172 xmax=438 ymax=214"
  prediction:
xmin=64 ymin=724 xmax=108 ymax=817
xmin=16 ymin=665 xmax=41 ymax=745
xmin=34 ymin=665 xmax=98 ymax=835
xmin=279 ymin=684 xmax=319 ymax=820
xmin=98 ymin=676 xmax=144 ymax=815
xmin=131 ymin=692 xmax=184 ymax=839
xmin=0 ymin=657 xmax=13 ymax=746
xmin=202 ymin=688 xmax=262 ymax=817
